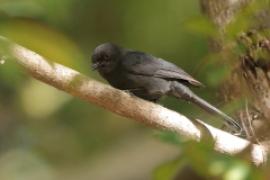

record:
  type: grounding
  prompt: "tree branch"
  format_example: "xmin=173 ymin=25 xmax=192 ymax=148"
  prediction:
xmin=0 ymin=37 xmax=267 ymax=165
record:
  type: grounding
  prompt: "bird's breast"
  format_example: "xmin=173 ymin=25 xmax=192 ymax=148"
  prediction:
xmin=101 ymin=70 xmax=132 ymax=90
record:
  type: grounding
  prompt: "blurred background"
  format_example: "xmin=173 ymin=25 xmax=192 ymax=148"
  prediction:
xmin=0 ymin=0 xmax=248 ymax=179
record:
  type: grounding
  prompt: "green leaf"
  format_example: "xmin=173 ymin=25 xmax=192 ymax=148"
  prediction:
xmin=153 ymin=157 xmax=183 ymax=180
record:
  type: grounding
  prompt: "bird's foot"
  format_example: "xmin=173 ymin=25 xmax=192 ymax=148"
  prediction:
xmin=223 ymin=123 xmax=245 ymax=137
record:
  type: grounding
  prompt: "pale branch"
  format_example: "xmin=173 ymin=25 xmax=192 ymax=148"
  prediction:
xmin=0 ymin=37 xmax=267 ymax=165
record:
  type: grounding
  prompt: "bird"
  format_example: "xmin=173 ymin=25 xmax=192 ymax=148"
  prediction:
xmin=91 ymin=42 xmax=242 ymax=133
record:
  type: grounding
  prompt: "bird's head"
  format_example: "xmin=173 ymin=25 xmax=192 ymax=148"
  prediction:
xmin=91 ymin=42 xmax=122 ymax=73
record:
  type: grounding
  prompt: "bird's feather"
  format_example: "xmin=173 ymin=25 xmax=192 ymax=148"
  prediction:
xmin=121 ymin=51 xmax=203 ymax=87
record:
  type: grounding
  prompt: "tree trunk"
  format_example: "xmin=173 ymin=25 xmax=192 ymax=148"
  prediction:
xmin=200 ymin=0 xmax=270 ymax=143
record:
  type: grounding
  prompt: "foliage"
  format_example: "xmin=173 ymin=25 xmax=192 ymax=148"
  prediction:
xmin=154 ymin=135 xmax=264 ymax=180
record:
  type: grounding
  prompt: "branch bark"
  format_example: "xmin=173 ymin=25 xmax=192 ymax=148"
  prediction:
xmin=0 ymin=37 xmax=266 ymax=165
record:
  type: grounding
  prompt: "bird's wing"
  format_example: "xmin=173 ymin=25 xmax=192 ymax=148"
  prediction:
xmin=121 ymin=51 xmax=203 ymax=87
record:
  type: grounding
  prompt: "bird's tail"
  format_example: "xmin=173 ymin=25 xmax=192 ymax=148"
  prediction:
xmin=170 ymin=82 xmax=242 ymax=133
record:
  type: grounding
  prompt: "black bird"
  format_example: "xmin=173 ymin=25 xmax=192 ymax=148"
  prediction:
xmin=91 ymin=42 xmax=242 ymax=133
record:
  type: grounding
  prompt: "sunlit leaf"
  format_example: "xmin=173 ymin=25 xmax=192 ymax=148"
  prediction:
xmin=224 ymin=162 xmax=250 ymax=180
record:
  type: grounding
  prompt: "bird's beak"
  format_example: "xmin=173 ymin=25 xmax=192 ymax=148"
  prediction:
xmin=92 ymin=63 xmax=99 ymax=70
